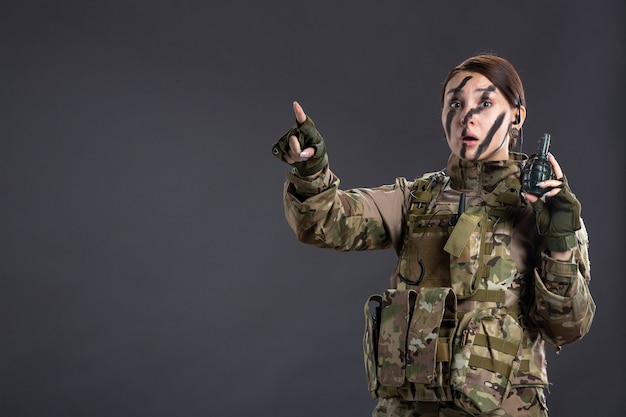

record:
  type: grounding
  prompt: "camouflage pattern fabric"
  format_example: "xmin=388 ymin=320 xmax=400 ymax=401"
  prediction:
xmin=372 ymin=288 xmax=457 ymax=388
xmin=281 ymin=152 xmax=595 ymax=414
xmin=529 ymin=224 xmax=595 ymax=347
xmin=364 ymin=294 xmax=383 ymax=396
xmin=450 ymin=308 xmax=523 ymax=415
xmin=378 ymin=289 xmax=412 ymax=387
xmin=372 ymin=386 xmax=548 ymax=417
xmin=406 ymin=288 xmax=457 ymax=385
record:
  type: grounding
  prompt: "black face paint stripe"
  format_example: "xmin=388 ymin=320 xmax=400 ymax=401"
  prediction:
xmin=462 ymin=89 xmax=494 ymax=125
xmin=448 ymin=75 xmax=472 ymax=96
xmin=462 ymin=107 xmax=482 ymax=127
xmin=473 ymin=112 xmax=505 ymax=161
xmin=480 ymin=131 xmax=509 ymax=162
xmin=444 ymin=76 xmax=472 ymax=138
xmin=445 ymin=108 xmax=455 ymax=138
xmin=446 ymin=79 xmax=499 ymax=157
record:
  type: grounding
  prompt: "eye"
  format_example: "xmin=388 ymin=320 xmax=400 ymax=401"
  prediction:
xmin=480 ymin=100 xmax=492 ymax=108
xmin=449 ymin=100 xmax=461 ymax=109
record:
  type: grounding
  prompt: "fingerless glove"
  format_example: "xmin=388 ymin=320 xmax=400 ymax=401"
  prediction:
xmin=530 ymin=175 xmax=582 ymax=251
xmin=272 ymin=117 xmax=328 ymax=177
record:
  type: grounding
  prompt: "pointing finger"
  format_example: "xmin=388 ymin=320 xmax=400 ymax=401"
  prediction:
xmin=293 ymin=101 xmax=307 ymax=125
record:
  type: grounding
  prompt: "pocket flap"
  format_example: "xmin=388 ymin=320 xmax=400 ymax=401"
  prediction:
xmin=405 ymin=288 xmax=457 ymax=384
xmin=377 ymin=289 xmax=412 ymax=387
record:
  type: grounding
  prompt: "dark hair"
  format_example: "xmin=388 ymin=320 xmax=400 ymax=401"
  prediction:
xmin=440 ymin=54 xmax=525 ymax=109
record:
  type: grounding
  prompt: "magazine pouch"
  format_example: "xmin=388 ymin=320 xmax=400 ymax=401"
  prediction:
xmin=405 ymin=287 xmax=457 ymax=385
xmin=450 ymin=308 xmax=523 ymax=415
xmin=362 ymin=288 xmax=457 ymax=399
xmin=377 ymin=289 xmax=412 ymax=387
xmin=363 ymin=294 xmax=382 ymax=398
xmin=444 ymin=211 xmax=485 ymax=299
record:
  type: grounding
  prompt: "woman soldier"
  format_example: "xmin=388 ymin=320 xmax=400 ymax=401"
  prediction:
xmin=272 ymin=54 xmax=595 ymax=417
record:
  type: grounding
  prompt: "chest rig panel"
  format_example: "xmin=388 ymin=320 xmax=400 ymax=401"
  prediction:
xmin=395 ymin=170 xmax=523 ymax=299
xmin=364 ymin=170 xmax=528 ymax=413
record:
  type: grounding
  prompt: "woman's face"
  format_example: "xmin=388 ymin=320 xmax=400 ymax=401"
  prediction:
xmin=441 ymin=71 xmax=520 ymax=162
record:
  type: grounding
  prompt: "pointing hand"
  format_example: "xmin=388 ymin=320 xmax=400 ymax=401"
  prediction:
xmin=272 ymin=101 xmax=328 ymax=177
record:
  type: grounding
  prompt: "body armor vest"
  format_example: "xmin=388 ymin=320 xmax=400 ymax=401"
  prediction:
xmin=363 ymin=167 xmax=533 ymax=415
xmin=395 ymin=170 xmax=523 ymax=298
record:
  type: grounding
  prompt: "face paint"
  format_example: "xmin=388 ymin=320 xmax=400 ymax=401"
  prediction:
xmin=471 ymin=112 xmax=505 ymax=161
xmin=461 ymin=108 xmax=481 ymax=136
xmin=444 ymin=76 xmax=472 ymax=139
xmin=441 ymin=71 xmax=515 ymax=162
xmin=460 ymin=142 xmax=468 ymax=159
xmin=448 ymin=86 xmax=496 ymax=138
xmin=445 ymin=106 xmax=455 ymax=139
xmin=449 ymin=75 xmax=472 ymax=95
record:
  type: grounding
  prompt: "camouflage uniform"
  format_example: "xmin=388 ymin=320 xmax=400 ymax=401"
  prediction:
xmin=282 ymin=153 xmax=595 ymax=417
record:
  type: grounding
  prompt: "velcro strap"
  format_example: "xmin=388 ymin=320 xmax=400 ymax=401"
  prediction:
xmin=519 ymin=359 xmax=530 ymax=373
xmin=482 ymin=265 xmax=491 ymax=279
xmin=468 ymin=355 xmax=512 ymax=376
xmin=467 ymin=289 xmax=505 ymax=303
xmin=489 ymin=206 xmax=508 ymax=218
xmin=497 ymin=190 xmax=521 ymax=206
xmin=473 ymin=333 xmax=520 ymax=356
xmin=436 ymin=340 xmax=450 ymax=362
xmin=489 ymin=188 xmax=521 ymax=219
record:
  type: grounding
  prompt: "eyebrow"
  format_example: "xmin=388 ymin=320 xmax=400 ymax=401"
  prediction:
xmin=445 ymin=84 xmax=497 ymax=96
xmin=477 ymin=85 xmax=496 ymax=93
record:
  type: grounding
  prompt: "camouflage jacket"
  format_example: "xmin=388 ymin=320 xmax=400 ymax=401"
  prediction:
xmin=282 ymin=153 xmax=595 ymax=393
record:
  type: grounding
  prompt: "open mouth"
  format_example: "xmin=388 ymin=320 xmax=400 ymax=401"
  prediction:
xmin=462 ymin=136 xmax=478 ymax=143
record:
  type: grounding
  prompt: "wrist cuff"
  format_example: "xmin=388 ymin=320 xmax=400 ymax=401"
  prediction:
xmin=546 ymin=233 xmax=577 ymax=252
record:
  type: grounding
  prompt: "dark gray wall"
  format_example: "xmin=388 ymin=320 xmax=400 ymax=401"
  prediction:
xmin=1 ymin=1 xmax=623 ymax=416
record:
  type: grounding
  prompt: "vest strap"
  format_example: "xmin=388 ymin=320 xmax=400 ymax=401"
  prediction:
xmin=473 ymin=333 xmax=520 ymax=356
xmin=468 ymin=355 xmax=512 ymax=377
xmin=467 ymin=289 xmax=506 ymax=303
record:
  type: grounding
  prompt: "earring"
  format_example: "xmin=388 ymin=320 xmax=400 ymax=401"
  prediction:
xmin=510 ymin=127 xmax=520 ymax=139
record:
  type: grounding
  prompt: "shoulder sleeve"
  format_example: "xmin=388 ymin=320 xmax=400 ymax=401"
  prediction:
xmin=282 ymin=168 xmax=411 ymax=252
xmin=530 ymin=219 xmax=596 ymax=348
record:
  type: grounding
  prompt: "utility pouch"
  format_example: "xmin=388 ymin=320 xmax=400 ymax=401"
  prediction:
xmin=378 ymin=289 xmax=412 ymax=387
xmin=362 ymin=288 xmax=457 ymax=399
xmin=405 ymin=288 xmax=457 ymax=385
xmin=445 ymin=211 xmax=485 ymax=299
xmin=363 ymin=294 xmax=382 ymax=398
xmin=450 ymin=308 xmax=523 ymax=415
xmin=397 ymin=213 xmax=452 ymax=287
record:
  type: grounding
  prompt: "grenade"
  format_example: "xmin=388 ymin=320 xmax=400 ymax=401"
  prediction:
xmin=521 ymin=133 xmax=554 ymax=197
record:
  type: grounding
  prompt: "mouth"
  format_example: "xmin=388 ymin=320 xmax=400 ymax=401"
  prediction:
xmin=462 ymin=135 xmax=479 ymax=145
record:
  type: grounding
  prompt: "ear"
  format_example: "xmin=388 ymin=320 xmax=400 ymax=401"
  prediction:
xmin=514 ymin=105 xmax=527 ymax=127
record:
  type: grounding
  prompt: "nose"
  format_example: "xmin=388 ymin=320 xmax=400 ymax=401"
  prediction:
xmin=460 ymin=108 xmax=476 ymax=125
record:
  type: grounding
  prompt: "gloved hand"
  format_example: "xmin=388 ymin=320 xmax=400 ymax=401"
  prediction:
xmin=530 ymin=175 xmax=581 ymax=251
xmin=272 ymin=102 xmax=328 ymax=177
xmin=523 ymin=153 xmax=582 ymax=252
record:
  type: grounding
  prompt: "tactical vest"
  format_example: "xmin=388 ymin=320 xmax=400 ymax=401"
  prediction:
xmin=363 ymin=170 xmax=530 ymax=415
